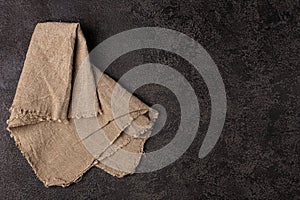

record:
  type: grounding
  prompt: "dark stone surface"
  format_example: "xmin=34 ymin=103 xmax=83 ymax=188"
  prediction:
xmin=0 ymin=0 xmax=299 ymax=199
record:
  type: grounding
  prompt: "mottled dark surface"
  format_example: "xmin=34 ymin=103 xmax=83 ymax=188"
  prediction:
xmin=0 ymin=0 xmax=299 ymax=199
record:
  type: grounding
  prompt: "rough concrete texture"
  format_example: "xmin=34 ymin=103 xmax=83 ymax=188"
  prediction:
xmin=0 ymin=0 xmax=299 ymax=199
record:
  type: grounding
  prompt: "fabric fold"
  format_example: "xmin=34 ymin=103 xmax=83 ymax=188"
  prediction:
xmin=7 ymin=22 xmax=158 ymax=187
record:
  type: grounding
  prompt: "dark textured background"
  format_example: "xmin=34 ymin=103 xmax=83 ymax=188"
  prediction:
xmin=1 ymin=0 xmax=299 ymax=199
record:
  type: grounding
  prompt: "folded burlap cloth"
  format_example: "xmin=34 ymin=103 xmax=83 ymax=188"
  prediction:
xmin=7 ymin=22 xmax=158 ymax=187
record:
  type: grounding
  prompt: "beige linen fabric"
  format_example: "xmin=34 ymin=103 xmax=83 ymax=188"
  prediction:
xmin=7 ymin=22 xmax=157 ymax=187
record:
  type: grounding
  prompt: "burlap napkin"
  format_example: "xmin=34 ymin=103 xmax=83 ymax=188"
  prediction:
xmin=7 ymin=22 xmax=158 ymax=187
